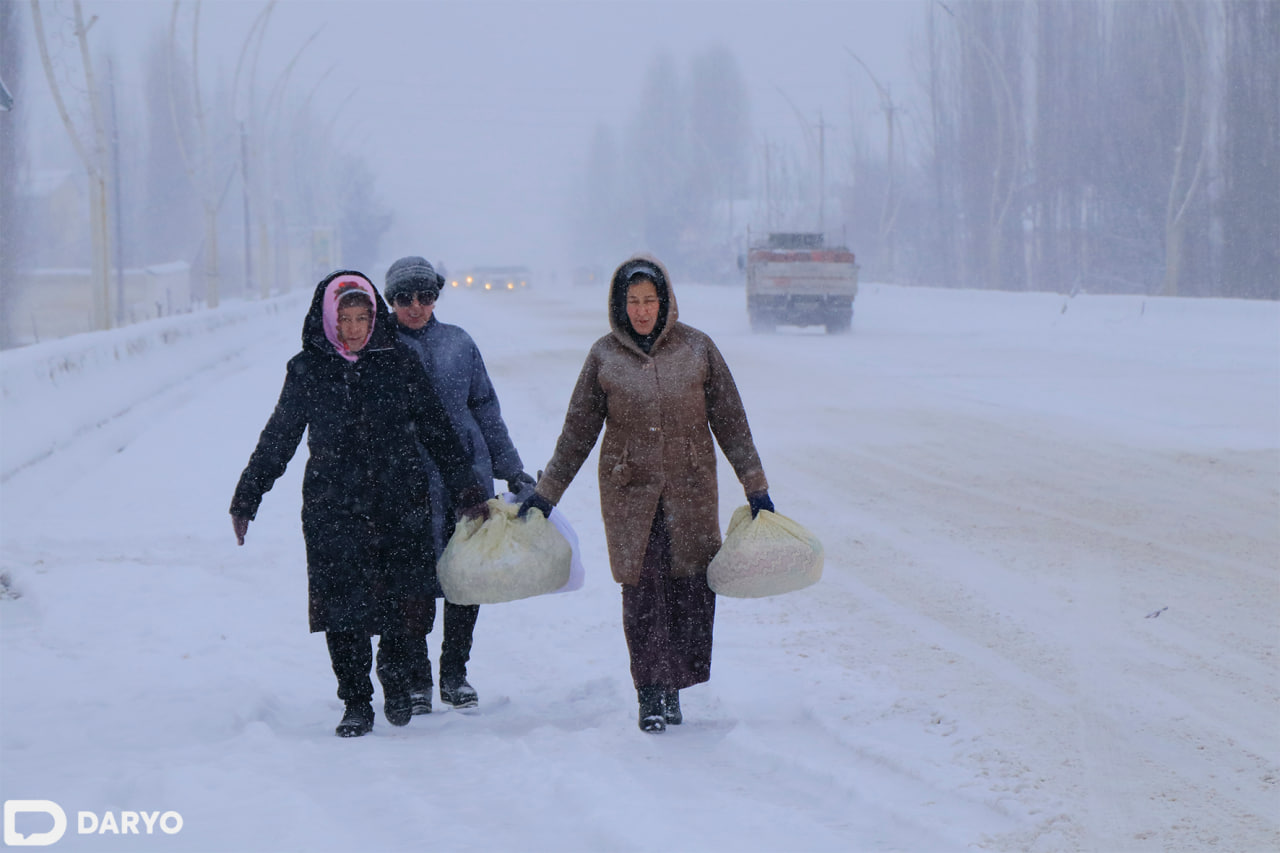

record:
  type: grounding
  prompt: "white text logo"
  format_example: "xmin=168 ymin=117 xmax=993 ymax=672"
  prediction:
xmin=3 ymin=801 xmax=183 ymax=845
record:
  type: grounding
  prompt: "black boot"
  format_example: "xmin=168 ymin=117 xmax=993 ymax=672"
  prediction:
xmin=327 ymin=631 xmax=375 ymax=737
xmin=376 ymin=632 xmax=414 ymax=726
xmin=383 ymin=691 xmax=412 ymax=726
xmin=638 ymin=686 xmax=666 ymax=733
xmin=663 ymin=689 xmax=682 ymax=725
xmin=408 ymin=636 xmax=433 ymax=715
xmin=335 ymin=701 xmax=374 ymax=737
xmin=440 ymin=603 xmax=479 ymax=708
xmin=440 ymin=675 xmax=479 ymax=709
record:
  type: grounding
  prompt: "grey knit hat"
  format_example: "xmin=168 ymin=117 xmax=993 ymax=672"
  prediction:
xmin=384 ymin=256 xmax=442 ymax=303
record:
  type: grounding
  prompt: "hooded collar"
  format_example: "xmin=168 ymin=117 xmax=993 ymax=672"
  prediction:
xmin=302 ymin=270 xmax=395 ymax=361
xmin=608 ymin=254 xmax=679 ymax=356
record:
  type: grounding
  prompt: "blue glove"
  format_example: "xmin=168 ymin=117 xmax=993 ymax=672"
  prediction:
xmin=506 ymin=471 xmax=537 ymax=501
xmin=517 ymin=491 xmax=554 ymax=520
xmin=747 ymin=491 xmax=774 ymax=518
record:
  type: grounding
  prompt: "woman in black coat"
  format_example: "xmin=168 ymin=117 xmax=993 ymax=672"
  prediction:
xmin=230 ymin=271 xmax=487 ymax=737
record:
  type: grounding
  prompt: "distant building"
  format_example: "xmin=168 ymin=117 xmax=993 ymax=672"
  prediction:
xmin=8 ymin=170 xmax=192 ymax=345
xmin=19 ymin=169 xmax=87 ymax=266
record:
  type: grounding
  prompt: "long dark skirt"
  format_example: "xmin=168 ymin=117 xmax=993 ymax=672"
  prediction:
xmin=621 ymin=501 xmax=717 ymax=690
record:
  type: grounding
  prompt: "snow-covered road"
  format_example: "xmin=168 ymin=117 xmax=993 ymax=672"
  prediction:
xmin=2 ymin=280 xmax=1276 ymax=852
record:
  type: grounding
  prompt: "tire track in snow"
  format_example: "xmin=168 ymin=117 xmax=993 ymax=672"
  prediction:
xmin=772 ymin=411 xmax=1279 ymax=850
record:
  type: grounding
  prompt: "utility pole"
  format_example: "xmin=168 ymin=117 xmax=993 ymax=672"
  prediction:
xmin=240 ymin=121 xmax=253 ymax=296
xmin=76 ymin=3 xmax=112 ymax=330
xmin=108 ymin=57 xmax=125 ymax=324
xmin=233 ymin=2 xmax=275 ymax=298
xmin=847 ymin=48 xmax=901 ymax=279
xmin=31 ymin=0 xmax=114 ymax=330
xmin=763 ymin=142 xmax=771 ymax=229
xmin=169 ymin=0 xmax=221 ymax=308
xmin=818 ymin=111 xmax=826 ymax=237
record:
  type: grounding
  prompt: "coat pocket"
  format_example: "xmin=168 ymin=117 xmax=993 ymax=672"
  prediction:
xmin=606 ymin=442 xmax=632 ymax=486
xmin=687 ymin=434 xmax=715 ymax=472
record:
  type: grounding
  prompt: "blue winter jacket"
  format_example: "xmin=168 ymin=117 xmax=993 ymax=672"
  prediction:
xmin=397 ymin=315 xmax=525 ymax=560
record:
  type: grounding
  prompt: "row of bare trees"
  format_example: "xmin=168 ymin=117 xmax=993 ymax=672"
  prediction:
xmin=905 ymin=0 xmax=1277 ymax=298
xmin=0 ymin=0 xmax=393 ymax=346
xmin=567 ymin=1 xmax=1275 ymax=300
xmin=568 ymin=46 xmax=753 ymax=282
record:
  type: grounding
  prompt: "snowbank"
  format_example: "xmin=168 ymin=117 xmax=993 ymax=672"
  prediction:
xmin=0 ymin=293 xmax=308 ymax=482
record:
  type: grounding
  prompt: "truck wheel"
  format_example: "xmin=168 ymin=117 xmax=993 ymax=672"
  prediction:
xmin=825 ymin=307 xmax=852 ymax=334
xmin=749 ymin=310 xmax=775 ymax=333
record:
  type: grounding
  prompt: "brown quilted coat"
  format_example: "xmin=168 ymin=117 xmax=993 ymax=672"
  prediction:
xmin=535 ymin=255 xmax=768 ymax=585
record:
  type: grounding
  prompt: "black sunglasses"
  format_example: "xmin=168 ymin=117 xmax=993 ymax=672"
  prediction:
xmin=393 ymin=290 xmax=437 ymax=308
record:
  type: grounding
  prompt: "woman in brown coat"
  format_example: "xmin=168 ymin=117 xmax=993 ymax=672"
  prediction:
xmin=519 ymin=254 xmax=775 ymax=732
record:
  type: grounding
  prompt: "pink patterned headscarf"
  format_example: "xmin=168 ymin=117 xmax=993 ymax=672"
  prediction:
xmin=322 ymin=275 xmax=377 ymax=362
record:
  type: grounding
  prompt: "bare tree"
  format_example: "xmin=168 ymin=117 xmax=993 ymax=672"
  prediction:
xmin=626 ymin=53 xmax=688 ymax=263
xmin=142 ymin=29 xmax=200 ymax=269
xmin=936 ymin=1 xmax=1026 ymax=290
xmin=30 ymin=0 xmax=114 ymax=329
xmin=568 ymin=123 xmax=627 ymax=266
xmin=1220 ymin=0 xmax=1280 ymax=299
xmin=690 ymin=47 xmax=751 ymax=194
xmin=1160 ymin=0 xmax=1209 ymax=297
xmin=167 ymin=0 xmax=225 ymax=307
xmin=229 ymin=0 xmax=275 ymax=299
xmin=847 ymin=49 xmax=903 ymax=281
xmin=903 ymin=0 xmax=1270 ymax=299
xmin=922 ymin=0 xmax=960 ymax=286
xmin=0 ymin=0 xmax=23 ymax=347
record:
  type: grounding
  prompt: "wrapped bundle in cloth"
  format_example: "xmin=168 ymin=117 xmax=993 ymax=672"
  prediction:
xmin=706 ymin=505 xmax=823 ymax=598
xmin=438 ymin=498 xmax=572 ymax=605
xmin=498 ymin=492 xmax=585 ymax=594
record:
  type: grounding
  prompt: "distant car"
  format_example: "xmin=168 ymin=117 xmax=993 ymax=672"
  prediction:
xmin=447 ymin=265 xmax=531 ymax=293
xmin=571 ymin=265 xmax=606 ymax=287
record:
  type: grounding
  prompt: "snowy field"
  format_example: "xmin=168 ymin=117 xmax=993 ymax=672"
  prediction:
xmin=1 ymin=277 xmax=1277 ymax=852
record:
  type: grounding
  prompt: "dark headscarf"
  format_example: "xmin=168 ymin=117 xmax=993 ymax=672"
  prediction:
xmin=610 ymin=258 xmax=670 ymax=354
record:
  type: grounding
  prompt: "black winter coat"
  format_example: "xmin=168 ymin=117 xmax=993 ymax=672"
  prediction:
xmin=230 ymin=271 xmax=482 ymax=634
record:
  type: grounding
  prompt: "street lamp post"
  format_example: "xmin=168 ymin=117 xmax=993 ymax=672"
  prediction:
xmin=240 ymin=120 xmax=253 ymax=296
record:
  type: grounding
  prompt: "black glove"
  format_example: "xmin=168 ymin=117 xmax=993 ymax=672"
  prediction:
xmin=747 ymin=491 xmax=775 ymax=519
xmin=517 ymin=491 xmax=554 ymax=520
xmin=506 ymin=471 xmax=537 ymax=500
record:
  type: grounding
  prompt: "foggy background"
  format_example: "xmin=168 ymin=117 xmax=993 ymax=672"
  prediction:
xmin=0 ymin=0 xmax=1276 ymax=347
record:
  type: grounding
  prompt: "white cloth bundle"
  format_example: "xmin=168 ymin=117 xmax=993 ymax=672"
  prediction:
xmin=438 ymin=498 xmax=572 ymax=605
xmin=499 ymin=492 xmax=585 ymax=594
xmin=706 ymin=505 xmax=823 ymax=598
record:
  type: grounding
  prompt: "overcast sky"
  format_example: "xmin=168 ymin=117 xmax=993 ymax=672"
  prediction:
xmin=21 ymin=0 xmax=921 ymax=275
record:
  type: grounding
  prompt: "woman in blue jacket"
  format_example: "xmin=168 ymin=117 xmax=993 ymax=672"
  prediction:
xmin=383 ymin=255 xmax=535 ymax=712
